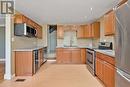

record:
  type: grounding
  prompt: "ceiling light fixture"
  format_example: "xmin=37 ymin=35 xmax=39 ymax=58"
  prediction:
xmin=90 ymin=7 xmax=93 ymax=11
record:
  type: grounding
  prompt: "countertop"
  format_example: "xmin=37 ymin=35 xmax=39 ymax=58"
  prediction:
xmin=13 ymin=46 xmax=46 ymax=51
xmin=56 ymin=46 xmax=94 ymax=49
xmin=95 ymin=49 xmax=115 ymax=57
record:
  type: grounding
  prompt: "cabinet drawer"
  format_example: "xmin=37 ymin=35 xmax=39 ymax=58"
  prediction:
xmin=103 ymin=54 xmax=115 ymax=66
xmin=96 ymin=52 xmax=115 ymax=66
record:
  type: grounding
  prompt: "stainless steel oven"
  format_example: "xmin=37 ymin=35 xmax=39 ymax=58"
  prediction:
xmin=86 ymin=48 xmax=95 ymax=75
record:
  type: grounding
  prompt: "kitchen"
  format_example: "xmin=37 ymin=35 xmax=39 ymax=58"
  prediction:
xmin=0 ymin=0 xmax=129 ymax=87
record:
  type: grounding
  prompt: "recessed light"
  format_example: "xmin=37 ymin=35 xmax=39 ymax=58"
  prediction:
xmin=90 ymin=7 xmax=93 ymax=11
xmin=84 ymin=16 xmax=87 ymax=19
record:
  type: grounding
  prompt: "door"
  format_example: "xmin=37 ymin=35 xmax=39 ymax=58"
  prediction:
xmin=115 ymin=1 xmax=130 ymax=74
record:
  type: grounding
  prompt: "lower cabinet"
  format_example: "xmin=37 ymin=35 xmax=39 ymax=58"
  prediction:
xmin=62 ymin=49 xmax=72 ymax=64
xmin=15 ymin=51 xmax=33 ymax=76
xmin=71 ymin=49 xmax=81 ymax=64
xmin=56 ymin=48 xmax=86 ymax=64
xmin=15 ymin=48 xmax=44 ymax=76
xmin=96 ymin=52 xmax=115 ymax=87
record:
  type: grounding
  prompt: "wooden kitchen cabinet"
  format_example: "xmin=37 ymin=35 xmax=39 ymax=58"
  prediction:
xmin=84 ymin=24 xmax=92 ymax=38
xmin=91 ymin=22 xmax=100 ymax=38
xmin=56 ymin=48 xmax=86 ymax=64
xmin=104 ymin=62 xmax=115 ymax=87
xmin=77 ymin=25 xmax=85 ymax=38
xmin=62 ymin=49 xmax=72 ymax=64
xmin=81 ymin=48 xmax=86 ymax=64
xmin=57 ymin=25 xmax=64 ymax=39
xmin=96 ymin=52 xmax=115 ymax=87
xmin=15 ymin=51 xmax=34 ymax=76
xmin=104 ymin=11 xmax=115 ymax=36
xmin=36 ymin=25 xmax=43 ymax=39
xmin=71 ymin=49 xmax=81 ymax=64
xmin=96 ymin=58 xmax=104 ymax=81
xmin=56 ymin=48 xmax=63 ymax=63
xmin=14 ymin=14 xmax=28 ymax=24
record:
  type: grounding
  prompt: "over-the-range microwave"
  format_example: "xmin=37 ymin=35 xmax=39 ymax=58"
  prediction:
xmin=14 ymin=23 xmax=36 ymax=37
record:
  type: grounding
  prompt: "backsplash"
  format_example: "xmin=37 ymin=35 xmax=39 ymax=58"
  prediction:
xmin=13 ymin=36 xmax=38 ymax=49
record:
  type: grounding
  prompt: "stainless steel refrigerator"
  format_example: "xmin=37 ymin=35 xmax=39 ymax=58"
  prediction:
xmin=115 ymin=1 xmax=130 ymax=87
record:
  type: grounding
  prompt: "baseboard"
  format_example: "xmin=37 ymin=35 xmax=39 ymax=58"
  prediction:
xmin=0 ymin=59 xmax=5 ymax=62
xmin=12 ymin=74 xmax=15 ymax=78
xmin=4 ymin=74 xmax=15 ymax=80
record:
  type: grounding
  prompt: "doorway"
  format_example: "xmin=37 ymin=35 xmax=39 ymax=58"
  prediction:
xmin=47 ymin=25 xmax=57 ymax=59
xmin=0 ymin=16 xmax=5 ymax=81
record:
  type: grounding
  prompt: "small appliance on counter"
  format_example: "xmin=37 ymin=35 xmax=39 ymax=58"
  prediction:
xmin=98 ymin=42 xmax=113 ymax=50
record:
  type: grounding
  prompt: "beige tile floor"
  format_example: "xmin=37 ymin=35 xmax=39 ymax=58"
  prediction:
xmin=0 ymin=61 xmax=104 ymax=87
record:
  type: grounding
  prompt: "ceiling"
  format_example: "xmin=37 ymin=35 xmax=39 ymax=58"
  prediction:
xmin=15 ymin=0 xmax=120 ymax=25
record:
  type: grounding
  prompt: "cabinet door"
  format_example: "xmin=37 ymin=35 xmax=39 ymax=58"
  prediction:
xmin=14 ymin=15 xmax=23 ymax=23
xmin=96 ymin=58 xmax=104 ymax=81
xmin=103 ymin=62 xmax=115 ymax=87
xmin=71 ymin=49 xmax=81 ymax=64
xmin=77 ymin=25 xmax=85 ymax=38
xmin=36 ymin=25 xmax=42 ymax=39
xmin=56 ymin=48 xmax=63 ymax=63
xmin=105 ymin=11 xmax=115 ymax=36
xmin=62 ymin=49 xmax=71 ymax=64
xmin=81 ymin=48 xmax=86 ymax=64
xmin=57 ymin=25 xmax=64 ymax=39
xmin=91 ymin=22 xmax=100 ymax=38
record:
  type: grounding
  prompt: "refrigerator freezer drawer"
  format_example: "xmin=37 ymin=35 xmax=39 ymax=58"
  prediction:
xmin=116 ymin=69 xmax=130 ymax=87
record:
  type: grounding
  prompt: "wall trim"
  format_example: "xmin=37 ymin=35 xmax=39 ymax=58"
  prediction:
xmin=0 ymin=59 xmax=5 ymax=62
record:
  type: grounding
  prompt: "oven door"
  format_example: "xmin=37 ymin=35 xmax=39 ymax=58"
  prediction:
xmin=87 ymin=49 xmax=95 ymax=69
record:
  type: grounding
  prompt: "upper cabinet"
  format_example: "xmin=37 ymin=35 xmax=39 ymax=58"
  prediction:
xmin=104 ymin=11 xmax=115 ymax=36
xmin=77 ymin=25 xmax=86 ymax=38
xmin=14 ymin=14 xmax=42 ymax=39
xmin=77 ymin=22 xmax=100 ymax=39
xmin=91 ymin=22 xmax=100 ymax=38
xmin=57 ymin=25 xmax=64 ymax=39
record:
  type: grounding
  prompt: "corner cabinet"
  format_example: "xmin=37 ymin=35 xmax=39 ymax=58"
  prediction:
xmin=104 ymin=11 xmax=115 ymax=36
xmin=14 ymin=14 xmax=42 ymax=39
xmin=96 ymin=52 xmax=115 ymax=87
xmin=57 ymin=25 xmax=64 ymax=39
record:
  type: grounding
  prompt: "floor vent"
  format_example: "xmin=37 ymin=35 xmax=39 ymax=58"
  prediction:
xmin=15 ymin=79 xmax=26 ymax=82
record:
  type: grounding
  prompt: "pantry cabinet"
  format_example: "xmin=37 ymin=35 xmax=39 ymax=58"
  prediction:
xmin=57 ymin=25 xmax=64 ymax=39
xmin=96 ymin=52 xmax=115 ymax=87
xmin=14 ymin=14 xmax=42 ymax=39
xmin=104 ymin=11 xmax=115 ymax=36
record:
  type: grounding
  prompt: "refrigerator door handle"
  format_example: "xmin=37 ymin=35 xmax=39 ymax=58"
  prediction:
xmin=117 ymin=69 xmax=130 ymax=82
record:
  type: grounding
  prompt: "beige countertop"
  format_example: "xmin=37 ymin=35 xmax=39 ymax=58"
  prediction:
xmin=13 ymin=46 xmax=46 ymax=51
xmin=95 ymin=49 xmax=115 ymax=57
xmin=56 ymin=46 xmax=94 ymax=49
